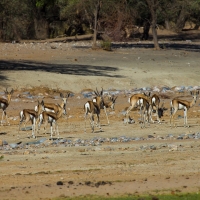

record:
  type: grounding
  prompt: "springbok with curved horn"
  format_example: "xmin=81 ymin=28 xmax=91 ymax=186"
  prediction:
xmin=92 ymin=88 xmax=104 ymax=108
xmin=84 ymin=89 xmax=104 ymax=133
xmin=125 ymin=93 xmax=150 ymax=128
xmin=170 ymin=90 xmax=199 ymax=127
xmin=0 ymin=88 xmax=14 ymax=126
xmin=84 ymin=101 xmax=102 ymax=133
xmin=19 ymin=100 xmax=45 ymax=138
xmin=104 ymin=95 xmax=118 ymax=111
xmin=92 ymin=88 xmax=117 ymax=125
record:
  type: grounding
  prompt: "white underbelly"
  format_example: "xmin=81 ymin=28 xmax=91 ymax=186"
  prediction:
xmin=0 ymin=103 xmax=5 ymax=109
xmin=137 ymin=99 xmax=143 ymax=106
xmin=45 ymin=108 xmax=55 ymax=112
xmin=178 ymin=104 xmax=185 ymax=110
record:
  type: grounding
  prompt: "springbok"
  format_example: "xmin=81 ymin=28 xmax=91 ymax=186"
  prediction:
xmin=170 ymin=90 xmax=199 ymax=127
xmin=144 ymin=93 xmax=164 ymax=123
xmin=103 ymin=94 xmax=118 ymax=111
xmin=84 ymin=94 xmax=104 ymax=133
xmin=19 ymin=100 xmax=44 ymax=138
xmin=92 ymin=88 xmax=117 ymax=125
xmin=35 ymin=93 xmax=70 ymax=115
xmin=125 ymin=93 xmax=150 ymax=128
xmin=39 ymin=103 xmax=64 ymax=139
xmin=0 ymin=88 xmax=14 ymax=126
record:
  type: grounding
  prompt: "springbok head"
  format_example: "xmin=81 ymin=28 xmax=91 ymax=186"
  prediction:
xmin=37 ymin=100 xmax=45 ymax=116
xmin=190 ymin=90 xmax=199 ymax=103
xmin=94 ymin=87 xmax=103 ymax=97
xmin=109 ymin=95 xmax=118 ymax=111
xmin=60 ymin=92 xmax=71 ymax=115
xmin=4 ymin=88 xmax=14 ymax=102
xmin=93 ymin=87 xmax=104 ymax=108
xmin=157 ymin=102 xmax=167 ymax=119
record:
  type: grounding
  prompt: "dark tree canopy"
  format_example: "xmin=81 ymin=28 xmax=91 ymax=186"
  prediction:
xmin=0 ymin=0 xmax=200 ymax=48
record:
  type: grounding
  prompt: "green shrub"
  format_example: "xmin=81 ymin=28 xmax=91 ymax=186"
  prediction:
xmin=101 ymin=40 xmax=112 ymax=51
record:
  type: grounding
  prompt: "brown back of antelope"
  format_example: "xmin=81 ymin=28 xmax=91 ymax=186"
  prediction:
xmin=170 ymin=90 xmax=199 ymax=127
xmin=126 ymin=93 xmax=150 ymax=128
xmin=42 ymin=103 xmax=63 ymax=138
xmin=18 ymin=100 xmax=44 ymax=138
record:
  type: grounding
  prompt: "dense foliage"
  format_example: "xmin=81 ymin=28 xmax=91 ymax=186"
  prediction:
xmin=0 ymin=0 xmax=199 ymax=44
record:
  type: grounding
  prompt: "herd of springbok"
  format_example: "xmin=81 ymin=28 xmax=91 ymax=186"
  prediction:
xmin=0 ymin=88 xmax=199 ymax=139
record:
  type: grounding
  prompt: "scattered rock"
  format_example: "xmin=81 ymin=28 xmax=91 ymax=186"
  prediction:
xmin=57 ymin=181 xmax=63 ymax=185
xmin=23 ymin=150 xmax=30 ymax=155
xmin=68 ymin=181 xmax=74 ymax=185
xmin=168 ymin=144 xmax=178 ymax=151
xmin=85 ymin=181 xmax=91 ymax=186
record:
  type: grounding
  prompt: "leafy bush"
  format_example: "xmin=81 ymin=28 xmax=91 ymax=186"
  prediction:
xmin=101 ymin=40 xmax=112 ymax=51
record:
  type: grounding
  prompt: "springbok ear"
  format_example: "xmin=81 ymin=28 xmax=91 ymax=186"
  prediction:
xmin=190 ymin=91 xmax=193 ymax=95
xmin=114 ymin=96 xmax=118 ymax=102
xmin=100 ymin=88 xmax=103 ymax=96
xmin=66 ymin=93 xmax=71 ymax=98
xmin=60 ymin=93 xmax=64 ymax=98
xmin=10 ymin=89 xmax=14 ymax=94
xmin=4 ymin=88 xmax=8 ymax=94
xmin=148 ymin=92 xmax=151 ymax=97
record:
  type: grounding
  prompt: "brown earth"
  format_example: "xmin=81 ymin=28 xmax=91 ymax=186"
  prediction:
xmin=1 ymin=30 xmax=200 ymax=200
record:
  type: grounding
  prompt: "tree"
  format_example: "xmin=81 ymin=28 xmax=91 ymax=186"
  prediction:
xmin=0 ymin=0 xmax=33 ymax=41
xmin=58 ymin=0 xmax=93 ymax=36
xmin=146 ymin=0 xmax=160 ymax=49
xmin=159 ymin=0 xmax=200 ymax=32
xmin=175 ymin=1 xmax=190 ymax=32
xmin=0 ymin=0 xmax=200 ymax=42
xmin=179 ymin=0 xmax=200 ymax=30
xmin=35 ymin=0 xmax=60 ymax=39
xmin=92 ymin=0 xmax=101 ymax=48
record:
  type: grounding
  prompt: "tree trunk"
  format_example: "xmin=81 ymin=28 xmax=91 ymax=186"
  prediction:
xmin=146 ymin=0 xmax=160 ymax=50
xmin=34 ymin=18 xmax=49 ymax=39
xmin=151 ymin=22 xmax=159 ymax=49
xmin=92 ymin=0 xmax=101 ymax=49
xmin=141 ymin=21 xmax=150 ymax=40
xmin=175 ymin=7 xmax=188 ymax=32
xmin=194 ymin=24 xmax=199 ymax=30
xmin=165 ymin=19 xmax=170 ymax=30
xmin=12 ymin=23 xmax=21 ymax=41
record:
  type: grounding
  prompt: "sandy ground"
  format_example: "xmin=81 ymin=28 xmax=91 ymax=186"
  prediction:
xmin=1 ymin=30 xmax=200 ymax=200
